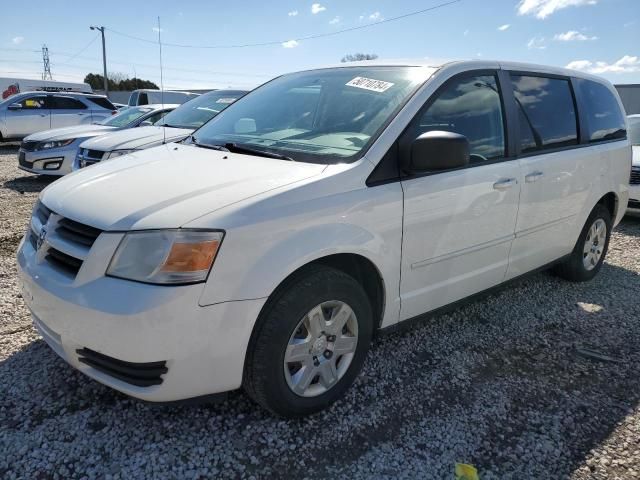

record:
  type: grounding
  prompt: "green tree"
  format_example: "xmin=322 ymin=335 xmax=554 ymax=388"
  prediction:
xmin=83 ymin=73 xmax=159 ymax=91
xmin=341 ymin=53 xmax=379 ymax=63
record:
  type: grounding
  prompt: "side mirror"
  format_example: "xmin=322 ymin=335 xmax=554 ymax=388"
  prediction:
xmin=7 ymin=103 xmax=22 ymax=111
xmin=403 ymin=131 xmax=470 ymax=174
xmin=139 ymin=120 xmax=153 ymax=127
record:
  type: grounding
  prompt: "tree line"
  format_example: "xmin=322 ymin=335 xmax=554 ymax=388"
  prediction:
xmin=84 ymin=73 xmax=159 ymax=91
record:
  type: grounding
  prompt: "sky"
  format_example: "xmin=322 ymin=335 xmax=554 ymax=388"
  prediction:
xmin=1 ymin=0 xmax=638 ymax=90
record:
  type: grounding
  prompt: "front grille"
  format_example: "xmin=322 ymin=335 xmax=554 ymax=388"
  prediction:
xmin=34 ymin=202 xmax=51 ymax=225
xmin=20 ymin=141 xmax=39 ymax=152
xmin=76 ymin=348 xmax=168 ymax=387
xmin=18 ymin=151 xmax=32 ymax=168
xmin=56 ymin=217 xmax=101 ymax=247
xmin=631 ymin=166 xmax=640 ymax=186
xmin=45 ymin=247 xmax=83 ymax=275
xmin=86 ymin=149 xmax=105 ymax=160
xmin=28 ymin=201 xmax=102 ymax=279
xmin=76 ymin=148 xmax=105 ymax=169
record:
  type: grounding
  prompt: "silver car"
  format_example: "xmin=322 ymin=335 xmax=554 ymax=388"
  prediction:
xmin=17 ymin=104 xmax=178 ymax=176
xmin=74 ymin=90 xmax=248 ymax=170
xmin=0 ymin=92 xmax=117 ymax=142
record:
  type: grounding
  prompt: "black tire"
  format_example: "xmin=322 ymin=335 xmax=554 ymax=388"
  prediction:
xmin=553 ymin=204 xmax=612 ymax=282
xmin=243 ymin=265 xmax=373 ymax=417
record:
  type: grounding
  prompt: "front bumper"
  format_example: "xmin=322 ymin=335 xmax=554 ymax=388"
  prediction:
xmin=628 ymin=184 xmax=640 ymax=215
xmin=17 ymin=234 xmax=265 ymax=402
xmin=18 ymin=145 xmax=77 ymax=176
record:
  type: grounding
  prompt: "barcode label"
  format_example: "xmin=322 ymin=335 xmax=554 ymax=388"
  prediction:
xmin=346 ymin=77 xmax=395 ymax=93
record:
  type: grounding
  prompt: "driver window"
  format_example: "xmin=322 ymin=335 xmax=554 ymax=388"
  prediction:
xmin=412 ymin=74 xmax=506 ymax=163
xmin=19 ymin=96 xmax=47 ymax=109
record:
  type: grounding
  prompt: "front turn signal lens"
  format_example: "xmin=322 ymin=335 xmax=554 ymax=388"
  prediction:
xmin=161 ymin=239 xmax=221 ymax=273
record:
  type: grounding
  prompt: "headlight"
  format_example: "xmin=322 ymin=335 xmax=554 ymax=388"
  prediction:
xmin=107 ymin=230 xmax=224 ymax=284
xmin=105 ymin=149 xmax=136 ymax=159
xmin=36 ymin=139 xmax=74 ymax=150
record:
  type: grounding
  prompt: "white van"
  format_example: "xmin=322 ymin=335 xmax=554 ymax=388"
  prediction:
xmin=18 ymin=60 xmax=631 ymax=417
xmin=127 ymin=89 xmax=200 ymax=106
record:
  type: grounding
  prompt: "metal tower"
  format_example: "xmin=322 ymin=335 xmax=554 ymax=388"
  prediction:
xmin=42 ymin=45 xmax=52 ymax=80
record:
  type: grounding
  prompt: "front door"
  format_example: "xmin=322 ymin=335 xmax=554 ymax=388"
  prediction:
xmin=399 ymin=72 xmax=521 ymax=320
xmin=7 ymin=95 xmax=50 ymax=137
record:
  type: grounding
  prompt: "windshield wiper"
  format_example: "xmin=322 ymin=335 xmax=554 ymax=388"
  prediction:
xmin=189 ymin=136 xmax=230 ymax=151
xmin=224 ymin=142 xmax=294 ymax=161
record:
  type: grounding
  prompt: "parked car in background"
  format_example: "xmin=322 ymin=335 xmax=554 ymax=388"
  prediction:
xmin=74 ymin=89 xmax=247 ymax=169
xmin=0 ymin=92 xmax=116 ymax=142
xmin=127 ymin=89 xmax=200 ymax=106
xmin=18 ymin=104 xmax=178 ymax=176
xmin=628 ymin=115 xmax=640 ymax=214
xmin=113 ymin=103 xmax=128 ymax=110
xmin=18 ymin=60 xmax=630 ymax=417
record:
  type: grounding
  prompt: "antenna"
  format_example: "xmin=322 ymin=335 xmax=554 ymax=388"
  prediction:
xmin=42 ymin=45 xmax=53 ymax=80
xmin=157 ymin=16 xmax=166 ymax=145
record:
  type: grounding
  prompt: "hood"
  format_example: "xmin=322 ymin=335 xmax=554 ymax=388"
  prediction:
xmin=78 ymin=126 xmax=192 ymax=152
xmin=25 ymin=124 xmax=116 ymax=142
xmin=633 ymin=145 xmax=639 ymax=167
xmin=41 ymin=143 xmax=326 ymax=230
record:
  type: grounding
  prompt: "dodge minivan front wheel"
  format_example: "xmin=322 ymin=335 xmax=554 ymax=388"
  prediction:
xmin=243 ymin=265 xmax=373 ymax=417
xmin=554 ymin=204 xmax=612 ymax=282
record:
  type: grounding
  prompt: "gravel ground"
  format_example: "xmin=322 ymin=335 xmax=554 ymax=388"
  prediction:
xmin=1 ymin=142 xmax=639 ymax=479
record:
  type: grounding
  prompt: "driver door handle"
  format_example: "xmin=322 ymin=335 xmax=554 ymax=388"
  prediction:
xmin=493 ymin=178 xmax=518 ymax=191
xmin=525 ymin=171 xmax=544 ymax=183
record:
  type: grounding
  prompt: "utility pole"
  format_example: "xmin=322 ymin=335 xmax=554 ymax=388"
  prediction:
xmin=41 ymin=45 xmax=52 ymax=80
xmin=90 ymin=25 xmax=108 ymax=97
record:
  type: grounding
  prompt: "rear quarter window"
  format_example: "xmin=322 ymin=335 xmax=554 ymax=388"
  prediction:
xmin=87 ymin=97 xmax=116 ymax=110
xmin=576 ymin=79 xmax=627 ymax=142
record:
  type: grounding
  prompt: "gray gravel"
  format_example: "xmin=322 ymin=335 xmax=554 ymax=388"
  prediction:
xmin=1 ymin=142 xmax=639 ymax=479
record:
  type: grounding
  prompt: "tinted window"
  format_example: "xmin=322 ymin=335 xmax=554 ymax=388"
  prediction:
xmin=511 ymin=75 xmax=578 ymax=153
xmin=138 ymin=93 xmax=149 ymax=105
xmin=158 ymin=90 xmax=249 ymax=129
xmin=146 ymin=110 xmax=169 ymax=124
xmin=52 ymin=96 xmax=86 ymax=110
xmin=413 ymin=74 xmax=505 ymax=161
xmin=17 ymin=96 xmax=46 ymax=109
xmin=128 ymin=92 xmax=139 ymax=106
xmin=576 ymin=79 xmax=626 ymax=142
xmin=87 ymin=96 xmax=116 ymax=110
xmin=101 ymin=106 xmax=153 ymax=127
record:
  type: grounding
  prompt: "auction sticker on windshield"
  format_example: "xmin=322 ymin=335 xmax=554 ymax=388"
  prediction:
xmin=346 ymin=77 xmax=395 ymax=93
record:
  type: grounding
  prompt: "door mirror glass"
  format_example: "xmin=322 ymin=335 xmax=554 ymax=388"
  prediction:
xmin=406 ymin=131 xmax=470 ymax=173
xmin=7 ymin=103 xmax=22 ymax=111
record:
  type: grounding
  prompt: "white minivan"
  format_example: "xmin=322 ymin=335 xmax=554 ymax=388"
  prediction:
xmin=127 ymin=89 xmax=200 ymax=106
xmin=18 ymin=60 xmax=631 ymax=417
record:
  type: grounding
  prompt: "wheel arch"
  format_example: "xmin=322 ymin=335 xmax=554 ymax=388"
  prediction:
xmin=257 ymin=253 xmax=386 ymax=333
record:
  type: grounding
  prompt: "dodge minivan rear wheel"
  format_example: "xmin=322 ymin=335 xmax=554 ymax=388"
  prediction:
xmin=243 ymin=265 xmax=373 ymax=417
xmin=554 ymin=204 xmax=612 ymax=282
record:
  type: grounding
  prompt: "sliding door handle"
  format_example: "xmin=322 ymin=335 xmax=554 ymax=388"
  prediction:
xmin=525 ymin=171 xmax=544 ymax=183
xmin=493 ymin=178 xmax=518 ymax=191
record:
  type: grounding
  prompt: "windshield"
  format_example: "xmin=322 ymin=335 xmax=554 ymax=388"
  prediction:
xmin=157 ymin=91 xmax=245 ymax=129
xmin=629 ymin=117 xmax=640 ymax=146
xmin=191 ymin=66 xmax=433 ymax=164
xmin=101 ymin=106 xmax=153 ymax=127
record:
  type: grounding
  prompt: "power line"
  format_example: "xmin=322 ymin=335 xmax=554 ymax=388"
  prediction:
xmin=57 ymin=35 xmax=99 ymax=65
xmin=105 ymin=0 xmax=462 ymax=49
